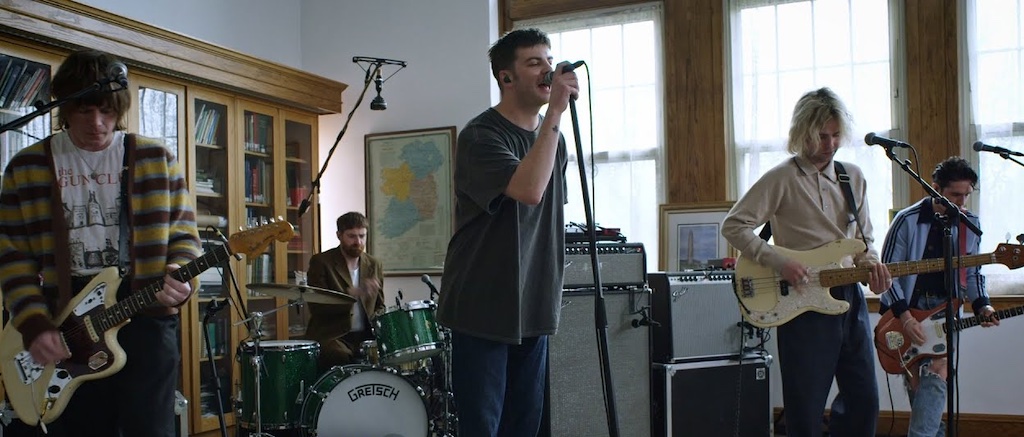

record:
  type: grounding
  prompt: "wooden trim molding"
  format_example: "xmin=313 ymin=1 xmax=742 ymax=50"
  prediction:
xmin=866 ymin=294 xmax=1024 ymax=314
xmin=774 ymin=408 xmax=1024 ymax=436
xmin=0 ymin=0 xmax=346 ymax=114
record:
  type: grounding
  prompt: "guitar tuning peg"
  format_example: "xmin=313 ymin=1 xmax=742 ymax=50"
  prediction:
xmin=1017 ymin=234 xmax=1024 ymax=245
xmin=1006 ymin=232 xmax=1011 ymax=243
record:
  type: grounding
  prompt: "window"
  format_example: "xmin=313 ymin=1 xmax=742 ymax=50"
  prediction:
xmin=964 ymin=0 xmax=1024 ymax=292
xmin=516 ymin=4 xmax=665 ymax=272
xmin=728 ymin=0 xmax=901 ymax=249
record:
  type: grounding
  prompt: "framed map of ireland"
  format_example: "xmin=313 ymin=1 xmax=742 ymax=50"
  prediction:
xmin=365 ymin=127 xmax=456 ymax=275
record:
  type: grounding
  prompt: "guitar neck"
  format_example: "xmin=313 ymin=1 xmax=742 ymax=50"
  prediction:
xmin=91 ymin=246 xmax=232 ymax=331
xmin=954 ymin=305 xmax=1024 ymax=331
xmin=821 ymin=253 xmax=995 ymax=287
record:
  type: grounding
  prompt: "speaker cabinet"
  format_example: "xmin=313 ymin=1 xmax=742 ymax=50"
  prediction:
xmin=651 ymin=354 xmax=771 ymax=437
xmin=542 ymin=290 xmax=651 ymax=437
xmin=649 ymin=272 xmax=746 ymax=362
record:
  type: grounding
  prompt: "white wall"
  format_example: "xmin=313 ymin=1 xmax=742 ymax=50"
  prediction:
xmin=75 ymin=0 xmax=303 ymax=67
xmin=300 ymin=0 xmax=498 ymax=300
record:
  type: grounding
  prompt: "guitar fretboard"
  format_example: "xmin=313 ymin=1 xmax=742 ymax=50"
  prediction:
xmin=953 ymin=305 xmax=1024 ymax=331
xmin=821 ymin=253 xmax=996 ymax=287
xmin=89 ymin=246 xmax=232 ymax=333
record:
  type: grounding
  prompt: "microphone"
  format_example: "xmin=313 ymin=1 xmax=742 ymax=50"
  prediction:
xmin=542 ymin=60 xmax=585 ymax=86
xmin=973 ymin=141 xmax=1024 ymax=157
xmin=864 ymin=132 xmax=911 ymax=149
xmin=105 ymin=61 xmax=128 ymax=89
xmin=370 ymin=68 xmax=386 ymax=111
xmin=421 ymin=274 xmax=440 ymax=299
xmin=298 ymin=197 xmax=312 ymax=217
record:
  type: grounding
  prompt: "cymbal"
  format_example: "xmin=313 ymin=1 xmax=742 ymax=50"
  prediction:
xmin=247 ymin=283 xmax=356 ymax=304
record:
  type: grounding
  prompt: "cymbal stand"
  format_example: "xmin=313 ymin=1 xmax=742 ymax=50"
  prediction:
xmin=436 ymin=327 xmax=457 ymax=436
xmin=245 ymin=312 xmax=273 ymax=437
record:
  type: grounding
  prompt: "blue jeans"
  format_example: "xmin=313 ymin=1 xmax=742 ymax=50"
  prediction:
xmin=450 ymin=332 xmax=548 ymax=437
xmin=905 ymin=295 xmax=955 ymax=437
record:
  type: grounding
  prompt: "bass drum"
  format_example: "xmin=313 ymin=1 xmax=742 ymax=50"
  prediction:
xmin=301 ymin=365 xmax=427 ymax=437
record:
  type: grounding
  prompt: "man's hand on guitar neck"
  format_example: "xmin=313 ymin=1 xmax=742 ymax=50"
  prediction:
xmin=155 ymin=264 xmax=192 ymax=307
xmin=862 ymin=260 xmax=892 ymax=294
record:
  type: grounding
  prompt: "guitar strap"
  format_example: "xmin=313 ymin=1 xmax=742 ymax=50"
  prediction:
xmin=758 ymin=161 xmax=868 ymax=250
xmin=118 ymin=134 xmax=133 ymax=277
xmin=834 ymin=161 xmax=870 ymax=250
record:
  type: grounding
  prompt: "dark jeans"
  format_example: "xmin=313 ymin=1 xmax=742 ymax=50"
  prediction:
xmin=450 ymin=332 xmax=548 ymax=437
xmin=777 ymin=285 xmax=879 ymax=437
xmin=4 ymin=314 xmax=181 ymax=437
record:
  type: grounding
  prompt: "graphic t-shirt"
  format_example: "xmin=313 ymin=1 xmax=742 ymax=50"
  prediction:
xmin=51 ymin=131 xmax=126 ymax=276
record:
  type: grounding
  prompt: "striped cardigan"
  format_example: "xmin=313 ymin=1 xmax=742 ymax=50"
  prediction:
xmin=0 ymin=133 xmax=201 ymax=348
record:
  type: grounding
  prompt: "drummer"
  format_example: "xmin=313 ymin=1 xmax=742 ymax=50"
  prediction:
xmin=303 ymin=212 xmax=385 ymax=372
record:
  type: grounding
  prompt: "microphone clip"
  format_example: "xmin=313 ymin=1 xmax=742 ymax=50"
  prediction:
xmin=631 ymin=306 xmax=660 ymax=328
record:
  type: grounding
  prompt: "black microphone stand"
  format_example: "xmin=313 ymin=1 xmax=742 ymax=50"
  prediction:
xmin=986 ymin=150 xmax=1024 ymax=168
xmin=297 ymin=63 xmax=381 ymax=217
xmin=879 ymin=146 xmax=980 ymax=437
xmin=567 ymin=96 xmax=620 ymax=437
xmin=202 ymin=298 xmax=231 ymax=437
xmin=0 ymin=78 xmax=125 ymax=134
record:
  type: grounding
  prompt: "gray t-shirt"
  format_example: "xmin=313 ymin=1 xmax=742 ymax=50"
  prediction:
xmin=436 ymin=108 xmax=567 ymax=344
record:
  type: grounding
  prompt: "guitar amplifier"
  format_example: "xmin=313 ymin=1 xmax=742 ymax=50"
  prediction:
xmin=563 ymin=242 xmax=647 ymax=289
xmin=649 ymin=271 xmax=747 ymax=362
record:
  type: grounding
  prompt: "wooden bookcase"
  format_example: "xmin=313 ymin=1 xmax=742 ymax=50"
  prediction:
xmin=0 ymin=2 xmax=344 ymax=435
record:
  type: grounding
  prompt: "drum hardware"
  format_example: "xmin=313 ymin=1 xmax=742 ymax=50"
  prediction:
xmin=202 ymin=298 xmax=232 ymax=437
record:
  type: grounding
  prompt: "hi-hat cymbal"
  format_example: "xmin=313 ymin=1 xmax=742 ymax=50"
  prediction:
xmin=247 ymin=283 xmax=355 ymax=304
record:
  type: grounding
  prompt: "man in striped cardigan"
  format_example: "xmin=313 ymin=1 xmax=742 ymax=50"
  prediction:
xmin=0 ymin=49 xmax=200 ymax=437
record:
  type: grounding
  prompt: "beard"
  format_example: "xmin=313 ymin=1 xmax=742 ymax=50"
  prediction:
xmin=342 ymin=244 xmax=363 ymax=259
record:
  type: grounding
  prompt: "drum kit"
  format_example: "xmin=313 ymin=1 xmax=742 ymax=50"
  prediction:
xmin=235 ymin=283 xmax=457 ymax=437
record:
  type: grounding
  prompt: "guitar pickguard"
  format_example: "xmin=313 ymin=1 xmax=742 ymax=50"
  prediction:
xmin=72 ymin=282 xmax=108 ymax=317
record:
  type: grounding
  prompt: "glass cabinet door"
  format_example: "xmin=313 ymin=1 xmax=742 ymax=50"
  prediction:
xmin=132 ymin=73 xmax=185 ymax=161
xmin=188 ymin=88 xmax=236 ymax=432
xmin=238 ymin=100 xmax=280 ymax=340
xmin=282 ymin=111 xmax=318 ymax=339
xmin=0 ymin=52 xmax=53 ymax=173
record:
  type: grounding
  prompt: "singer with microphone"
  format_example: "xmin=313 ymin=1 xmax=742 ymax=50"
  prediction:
xmin=0 ymin=49 xmax=202 ymax=437
xmin=302 ymin=212 xmax=385 ymax=372
xmin=721 ymin=87 xmax=890 ymax=437
xmin=434 ymin=28 xmax=578 ymax=437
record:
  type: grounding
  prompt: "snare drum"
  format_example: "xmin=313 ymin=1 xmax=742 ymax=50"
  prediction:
xmin=373 ymin=300 xmax=443 ymax=364
xmin=237 ymin=339 xmax=319 ymax=430
xmin=301 ymin=365 xmax=427 ymax=437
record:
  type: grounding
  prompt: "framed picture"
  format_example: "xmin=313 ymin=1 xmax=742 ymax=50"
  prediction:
xmin=365 ymin=127 xmax=457 ymax=275
xmin=659 ymin=201 xmax=735 ymax=271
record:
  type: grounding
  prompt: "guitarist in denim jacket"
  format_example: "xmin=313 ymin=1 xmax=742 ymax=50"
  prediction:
xmin=879 ymin=156 xmax=999 ymax=437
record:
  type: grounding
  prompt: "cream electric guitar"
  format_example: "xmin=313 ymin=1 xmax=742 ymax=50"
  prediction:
xmin=0 ymin=221 xmax=294 ymax=426
xmin=734 ymin=239 xmax=1024 ymax=328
